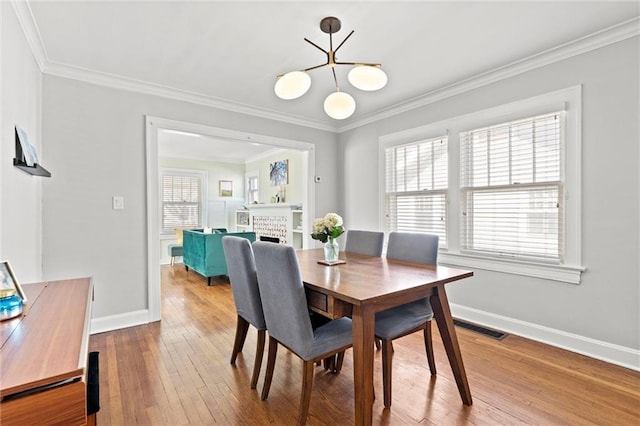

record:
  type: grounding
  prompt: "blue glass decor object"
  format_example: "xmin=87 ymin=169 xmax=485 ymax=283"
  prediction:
xmin=0 ymin=294 xmax=23 ymax=321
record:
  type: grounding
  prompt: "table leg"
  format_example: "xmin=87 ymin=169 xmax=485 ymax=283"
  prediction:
xmin=430 ymin=284 xmax=473 ymax=405
xmin=351 ymin=304 xmax=375 ymax=425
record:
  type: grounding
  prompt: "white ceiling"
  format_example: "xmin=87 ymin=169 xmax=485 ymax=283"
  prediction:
xmin=20 ymin=1 xmax=639 ymax=158
xmin=157 ymin=129 xmax=282 ymax=163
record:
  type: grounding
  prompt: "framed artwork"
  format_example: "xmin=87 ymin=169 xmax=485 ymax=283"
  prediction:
xmin=0 ymin=261 xmax=26 ymax=301
xmin=270 ymin=159 xmax=288 ymax=186
xmin=219 ymin=180 xmax=233 ymax=197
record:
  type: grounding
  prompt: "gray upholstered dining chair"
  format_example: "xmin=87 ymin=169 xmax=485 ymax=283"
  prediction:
xmin=375 ymin=231 xmax=439 ymax=407
xmin=344 ymin=230 xmax=385 ymax=257
xmin=222 ymin=236 xmax=266 ymax=389
xmin=252 ymin=241 xmax=353 ymax=426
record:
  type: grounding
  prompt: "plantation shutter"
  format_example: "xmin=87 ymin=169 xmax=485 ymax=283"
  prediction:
xmin=162 ymin=175 xmax=201 ymax=233
xmin=460 ymin=112 xmax=564 ymax=262
xmin=385 ymin=136 xmax=448 ymax=246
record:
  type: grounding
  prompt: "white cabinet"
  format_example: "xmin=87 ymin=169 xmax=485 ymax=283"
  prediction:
xmin=247 ymin=203 xmax=305 ymax=249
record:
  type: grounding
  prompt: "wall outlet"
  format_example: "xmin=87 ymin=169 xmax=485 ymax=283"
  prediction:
xmin=112 ymin=196 xmax=124 ymax=210
xmin=314 ymin=175 xmax=321 ymax=183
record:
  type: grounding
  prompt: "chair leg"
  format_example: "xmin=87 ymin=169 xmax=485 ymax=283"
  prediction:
xmin=335 ymin=351 xmax=345 ymax=373
xmin=322 ymin=356 xmax=335 ymax=371
xmin=424 ymin=321 xmax=437 ymax=375
xmin=261 ymin=336 xmax=278 ymax=400
xmin=251 ymin=329 xmax=266 ymax=389
xmin=298 ymin=360 xmax=315 ymax=426
xmin=375 ymin=338 xmax=381 ymax=350
xmin=170 ymin=256 xmax=174 ymax=266
xmin=230 ymin=316 xmax=250 ymax=365
xmin=382 ymin=339 xmax=393 ymax=408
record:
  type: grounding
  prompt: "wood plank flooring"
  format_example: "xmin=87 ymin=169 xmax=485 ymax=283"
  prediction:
xmin=89 ymin=264 xmax=640 ymax=425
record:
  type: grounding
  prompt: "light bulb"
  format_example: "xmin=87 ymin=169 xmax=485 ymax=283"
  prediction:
xmin=274 ymin=71 xmax=311 ymax=100
xmin=348 ymin=65 xmax=388 ymax=91
xmin=324 ymin=92 xmax=356 ymax=120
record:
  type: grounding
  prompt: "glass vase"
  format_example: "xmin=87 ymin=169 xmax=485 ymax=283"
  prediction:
xmin=324 ymin=237 xmax=339 ymax=263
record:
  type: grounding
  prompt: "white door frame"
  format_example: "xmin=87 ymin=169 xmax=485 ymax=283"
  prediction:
xmin=145 ymin=116 xmax=316 ymax=322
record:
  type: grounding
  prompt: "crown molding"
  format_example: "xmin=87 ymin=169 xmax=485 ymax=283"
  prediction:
xmin=11 ymin=0 xmax=47 ymax=70
xmin=339 ymin=17 xmax=640 ymax=133
xmin=12 ymin=1 xmax=638 ymax=135
xmin=41 ymin=61 xmax=337 ymax=132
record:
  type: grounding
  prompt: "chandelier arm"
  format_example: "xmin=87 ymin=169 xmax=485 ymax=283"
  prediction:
xmin=302 ymin=63 xmax=330 ymax=72
xmin=334 ymin=61 xmax=382 ymax=67
xmin=333 ymin=30 xmax=355 ymax=53
xmin=332 ymin=67 xmax=339 ymax=91
xmin=304 ymin=38 xmax=328 ymax=54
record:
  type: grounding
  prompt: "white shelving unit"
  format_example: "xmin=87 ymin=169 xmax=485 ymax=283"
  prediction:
xmin=292 ymin=209 xmax=304 ymax=249
xmin=235 ymin=210 xmax=250 ymax=232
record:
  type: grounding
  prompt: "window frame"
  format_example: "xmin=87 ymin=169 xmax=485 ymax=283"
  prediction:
xmin=384 ymin=136 xmax=449 ymax=248
xmin=459 ymin=111 xmax=564 ymax=263
xmin=245 ymin=170 xmax=259 ymax=205
xmin=379 ymin=86 xmax=584 ymax=284
xmin=159 ymin=168 xmax=208 ymax=235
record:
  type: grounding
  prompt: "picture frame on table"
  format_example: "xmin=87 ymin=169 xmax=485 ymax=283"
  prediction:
xmin=0 ymin=261 xmax=27 ymax=301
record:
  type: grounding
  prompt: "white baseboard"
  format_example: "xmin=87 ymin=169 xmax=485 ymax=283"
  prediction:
xmin=450 ymin=303 xmax=640 ymax=372
xmin=90 ymin=309 xmax=154 ymax=334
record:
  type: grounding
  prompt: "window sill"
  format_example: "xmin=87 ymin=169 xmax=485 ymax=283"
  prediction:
xmin=438 ymin=252 xmax=585 ymax=284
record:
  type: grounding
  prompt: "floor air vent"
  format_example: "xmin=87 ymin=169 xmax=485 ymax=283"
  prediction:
xmin=453 ymin=319 xmax=507 ymax=340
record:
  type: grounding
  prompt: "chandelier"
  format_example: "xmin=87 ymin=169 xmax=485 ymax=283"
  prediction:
xmin=274 ymin=16 xmax=388 ymax=120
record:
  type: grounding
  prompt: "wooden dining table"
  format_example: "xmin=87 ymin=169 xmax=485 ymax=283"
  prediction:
xmin=296 ymin=249 xmax=474 ymax=426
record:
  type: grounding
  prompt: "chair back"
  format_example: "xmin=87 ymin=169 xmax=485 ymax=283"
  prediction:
xmin=386 ymin=232 xmax=439 ymax=265
xmin=222 ymin=236 xmax=266 ymax=330
xmin=345 ymin=230 xmax=384 ymax=256
xmin=252 ymin=242 xmax=314 ymax=354
xmin=174 ymin=228 xmax=184 ymax=245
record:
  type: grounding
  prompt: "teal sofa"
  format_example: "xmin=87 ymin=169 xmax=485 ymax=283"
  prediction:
xmin=183 ymin=228 xmax=256 ymax=285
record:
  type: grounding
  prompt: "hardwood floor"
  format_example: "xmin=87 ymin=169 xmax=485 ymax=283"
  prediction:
xmin=90 ymin=264 xmax=640 ymax=425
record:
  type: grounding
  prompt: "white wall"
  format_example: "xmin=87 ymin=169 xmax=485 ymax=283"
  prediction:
xmin=40 ymin=75 xmax=337 ymax=319
xmin=246 ymin=149 xmax=305 ymax=205
xmin=339 ymin=38 xmax=640 ymax=366
xmin=0 ymin=3 xmax=43 ymax=283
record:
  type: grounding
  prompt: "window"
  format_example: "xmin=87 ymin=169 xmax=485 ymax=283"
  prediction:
xmin=247 ymin=174 xmax=259 ymax=204
xmin=379 ymin=86 xmax=583 ymax=283
xmin=385 ymin=136 xmax=448 ymax=246
xmin=460 ymin=112 xmax=563 ymax=263
xmin=161 ymin=173 xmax=202 ymax=233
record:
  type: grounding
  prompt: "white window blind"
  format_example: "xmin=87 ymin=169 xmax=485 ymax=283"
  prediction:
xmin=460 ymin=112 xmax=564 ymax=262
xmin=385 ymin=136 xmax=448 ymax=246
xmin=162 ymin=175 xmax=202 ymax=233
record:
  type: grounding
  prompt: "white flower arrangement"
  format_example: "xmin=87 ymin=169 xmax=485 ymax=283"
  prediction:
xmin=311 ymin=213 xmax=345 ymax=243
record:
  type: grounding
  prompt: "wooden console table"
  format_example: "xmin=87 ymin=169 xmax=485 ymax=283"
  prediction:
xmin=0 ymin=278 xmax=94 ymax=425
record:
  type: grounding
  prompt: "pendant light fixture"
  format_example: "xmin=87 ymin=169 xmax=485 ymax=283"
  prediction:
xmin=274 ymin=16 xmax=388 ymax=120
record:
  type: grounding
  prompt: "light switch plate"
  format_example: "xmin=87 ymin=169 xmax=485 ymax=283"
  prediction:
xmin=112 ymin=196 xmax=124 ymax=210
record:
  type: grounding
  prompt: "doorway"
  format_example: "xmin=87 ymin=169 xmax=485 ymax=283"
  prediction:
xmin=145 ymin=116 xmax=316 ymax=322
